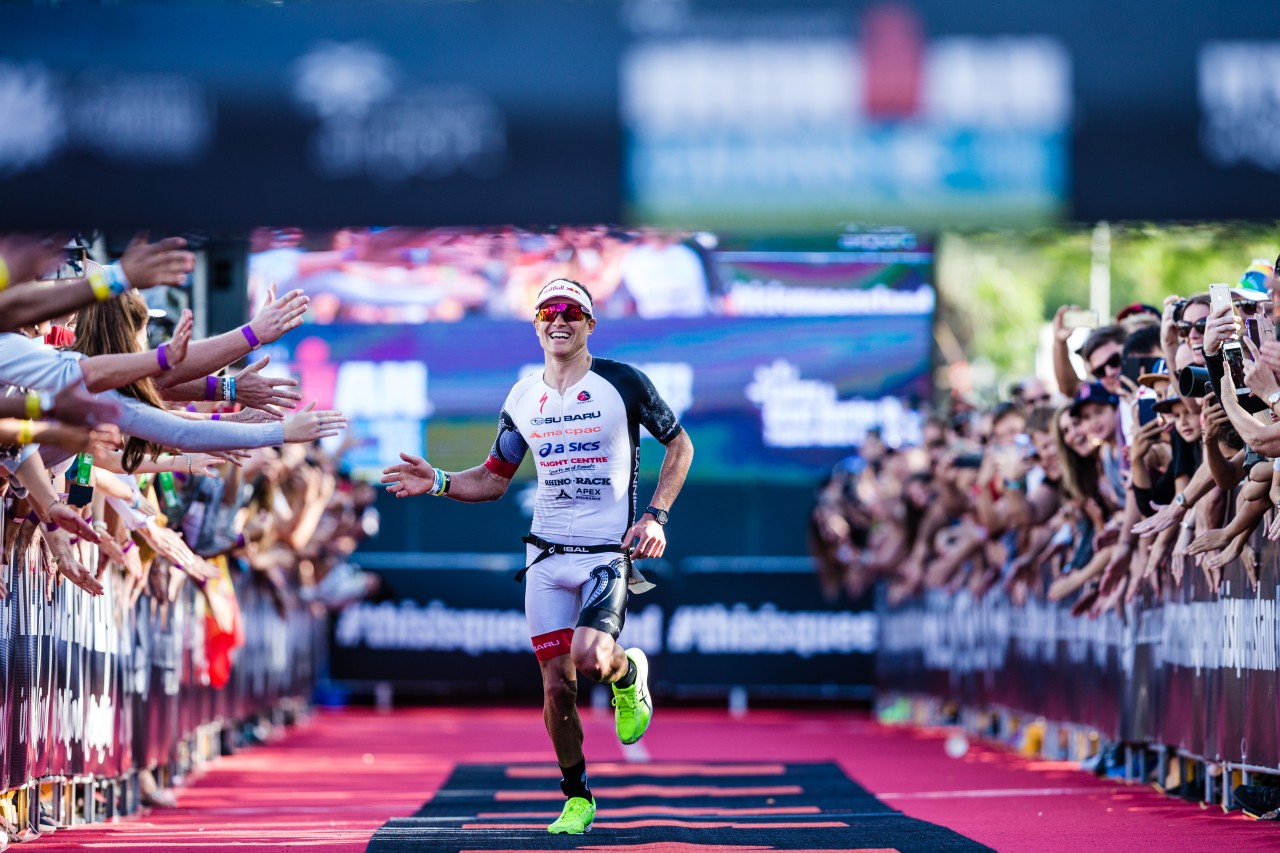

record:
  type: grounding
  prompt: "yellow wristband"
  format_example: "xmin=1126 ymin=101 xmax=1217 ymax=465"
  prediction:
xmin=0 ymin=255 xmax=9 ymax=292
xmin=24 ymin=390 xmax=41 ymax=420
xmin=16 ymin=420 xmax=34 ymax=446
xmin=88 ymin=267 xmax=111 ymax=302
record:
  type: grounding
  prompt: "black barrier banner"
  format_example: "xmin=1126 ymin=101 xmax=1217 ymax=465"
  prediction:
xmin=878 ymin=531 xmax=1280 ymax=770
xmin=330 ymin=554 xmax=876 ymax=698
xmin=0 ymin=538 xmax=319 ymax=797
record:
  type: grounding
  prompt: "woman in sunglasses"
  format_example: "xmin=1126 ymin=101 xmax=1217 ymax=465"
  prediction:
xmin=1175 ymin=293 xmax=1213 ymax=367
xmin=381 ymin=278 xmax=695 ymax=836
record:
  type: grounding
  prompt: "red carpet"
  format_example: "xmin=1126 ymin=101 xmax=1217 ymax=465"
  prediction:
xmin=32 ymin=705 xmax=1280 ymax=852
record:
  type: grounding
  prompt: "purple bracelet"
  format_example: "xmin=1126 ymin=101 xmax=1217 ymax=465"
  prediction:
xmin=206 ymin=375 xmax=218 ymax=401
xmin=45 ymin=522 xmax=58 ymax=532
xmin=122 ymin=540 xmax=135 ymax=553
xmin=212 ymin=413 xmax=220 ymax=421
xmin=25 ymin=511 xmax=38 ymax=524
xmin=157 ymin=343 xmax=171 ymax=371
xmin=241 ymin=324 xmax=261 ymax=349
xmin=235 ymin=532 xmax=246 ymax=548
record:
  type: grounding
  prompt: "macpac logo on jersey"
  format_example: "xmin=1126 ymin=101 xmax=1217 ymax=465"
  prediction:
xmin=577 ymin=390 xmax=591 ymax=402
xmin=539 ymin=392 xmax=548 ymax=413
xmin=539 ymin=441 xmax=601 ymax=457
xmin=530 ymin=412 xmax=600 ymax=426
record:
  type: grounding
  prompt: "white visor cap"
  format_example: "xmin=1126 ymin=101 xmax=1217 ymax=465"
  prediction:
xmin=535 ymin=279 xmax=593 ymax=315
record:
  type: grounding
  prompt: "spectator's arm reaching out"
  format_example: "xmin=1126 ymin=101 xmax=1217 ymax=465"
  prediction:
xmin=0 ymin=234 xmax=195 ymax=332
xmin=1051 ymin=305 xmax=1083 ymax=399
xmin=79 ymin=310 xmax=193 ymax=393
xmin=1218 ymin=367 xmax=1280 ymax=456
xmin=153 ymin=284 xmax=307 ymax=387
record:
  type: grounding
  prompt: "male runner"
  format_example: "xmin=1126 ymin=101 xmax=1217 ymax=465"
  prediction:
xmin=381 ymin=278 xmax=694 ymax=835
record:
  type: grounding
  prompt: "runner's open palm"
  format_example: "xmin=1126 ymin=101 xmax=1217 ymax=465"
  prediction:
xmin=381 ymin=452 xmax=435 ymax=498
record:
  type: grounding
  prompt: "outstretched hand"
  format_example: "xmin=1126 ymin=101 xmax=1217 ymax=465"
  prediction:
xmin=234 ymin=355 xmax=302 ymax=417
xmin=119 ymin=233 xmax=196 ymax=290
xmin=160 ymin=309 xmax=194 ymax=369
xmin=282 ymin=401 xmax=346 ymax=442
xmin=249 ymin=283 xmax=309 ymax=344
xmin=381 ymin=452 xmax=436 ymax=498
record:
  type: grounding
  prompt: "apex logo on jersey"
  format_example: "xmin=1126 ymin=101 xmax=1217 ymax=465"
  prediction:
xmin=577 ymin=390 xmax=591 ymax=403
xmin=539 ymin=392 xmax=548 ymax=414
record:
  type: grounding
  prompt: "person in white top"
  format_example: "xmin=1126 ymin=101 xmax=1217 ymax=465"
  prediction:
xmin=382 ymin=278 xmax=694 ymax=835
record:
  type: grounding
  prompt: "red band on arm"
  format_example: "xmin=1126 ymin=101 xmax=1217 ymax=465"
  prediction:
xmin=484 ymin=455 xmax=519 ymax=479
xmin=531 ymin=628 xmax=574 ymax=661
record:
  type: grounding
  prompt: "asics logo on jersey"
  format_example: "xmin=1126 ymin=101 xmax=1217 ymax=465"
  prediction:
xmin=539 ymin=441 xmax=601 ymax=457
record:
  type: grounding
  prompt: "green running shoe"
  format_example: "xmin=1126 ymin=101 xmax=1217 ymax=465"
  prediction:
xmin=547 ymin=796 xmax=595 ymax=834
xmin=612 ymin=648 xmax=652 ymax=745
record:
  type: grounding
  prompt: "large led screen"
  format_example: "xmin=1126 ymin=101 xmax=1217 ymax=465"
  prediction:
xmin=250 ymin=227 xmax=934 ymax=484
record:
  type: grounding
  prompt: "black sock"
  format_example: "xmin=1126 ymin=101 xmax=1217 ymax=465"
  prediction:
xmin=614 ymin=659 xmax=637 ymax=689
xmin=560 ymin=759 xmax=592 ymax=802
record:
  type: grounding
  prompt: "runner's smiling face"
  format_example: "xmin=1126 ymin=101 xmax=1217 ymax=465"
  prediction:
xmin=534 ymin=300 xmax=594 ymax=357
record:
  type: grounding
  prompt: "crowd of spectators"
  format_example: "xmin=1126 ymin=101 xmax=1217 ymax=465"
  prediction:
xmin=0 ymin=233 xmax=378 ymax=820
xmin=814 ymin=257 xmax=1280 ymax=813
xmin=812 ymin=257 xmax=1280 ymax=620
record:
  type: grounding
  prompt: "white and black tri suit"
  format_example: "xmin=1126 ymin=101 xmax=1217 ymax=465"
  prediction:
xmin=483 ymin=357 xmax=683 ymax=659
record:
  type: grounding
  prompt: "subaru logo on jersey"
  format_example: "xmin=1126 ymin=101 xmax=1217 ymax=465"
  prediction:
xmin=539 ymin=441 xmax=602 ymax=457
xmin=577 ymin=390 xmax=591 ymax=402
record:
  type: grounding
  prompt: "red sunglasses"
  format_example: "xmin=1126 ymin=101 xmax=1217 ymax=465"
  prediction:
xmin=536 ymin=302 xmax=590 ymax=323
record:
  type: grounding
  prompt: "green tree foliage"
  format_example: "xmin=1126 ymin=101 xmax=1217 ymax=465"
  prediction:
xmin=937 ymin=222 xmax=1280 ymax=402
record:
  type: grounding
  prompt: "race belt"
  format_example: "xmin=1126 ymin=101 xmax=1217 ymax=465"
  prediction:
xmin=517 ymin=534 xmax=656 ymax=593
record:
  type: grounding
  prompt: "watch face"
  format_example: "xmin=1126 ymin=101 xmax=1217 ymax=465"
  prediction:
xmin=648 ymin=507 xmax=668 ymax=524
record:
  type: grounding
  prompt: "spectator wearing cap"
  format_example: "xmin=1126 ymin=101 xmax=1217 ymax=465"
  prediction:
xmin=1116 ymin=302 xmax=1162 ymax=334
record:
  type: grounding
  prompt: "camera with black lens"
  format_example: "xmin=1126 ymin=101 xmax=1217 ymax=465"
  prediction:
xmin=1178 ymin=365 xmax=1211 ymax=398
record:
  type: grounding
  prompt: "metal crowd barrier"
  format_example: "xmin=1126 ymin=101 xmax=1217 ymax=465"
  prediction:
xmin=877 ymin=525 xmax=1280 ymax=801
xmin=0 ymin=536 xmax=319 ymax=833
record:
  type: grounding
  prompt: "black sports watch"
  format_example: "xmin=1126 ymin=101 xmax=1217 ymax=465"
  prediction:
xmin=644 ymin=506 xmax=669 ymax=525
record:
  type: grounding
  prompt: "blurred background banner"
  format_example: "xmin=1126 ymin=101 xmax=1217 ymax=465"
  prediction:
xmin=4 ymin=1 xmax=1280 ymax=229
xmin=622 ymin=3 xmax=1070 ymax=230
xmin=0 ymin=1 xmax=622 ymax=230
xmin=250 ymin=226 xmax=934 ymax=486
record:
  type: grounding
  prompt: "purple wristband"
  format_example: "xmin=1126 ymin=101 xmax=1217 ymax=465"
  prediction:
xmin=206 ymin=375 xmax=218 ymax=401
xmin=25 ymin=512 xmax=38 ymax=524
xmin=157 ymin=343 xmax=171 ymax=371
xmin=45 ymin=522 xmax=58 ymax=532
xmin=122 ymin=540 xmax=135 ymax=554
xmin=235 ymin=532 xmax=246 ymax=548
xmin=241 ymin=324 xmax=261 ymax=349
xmin=212 ymin=413 xmax=220 ymax=421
